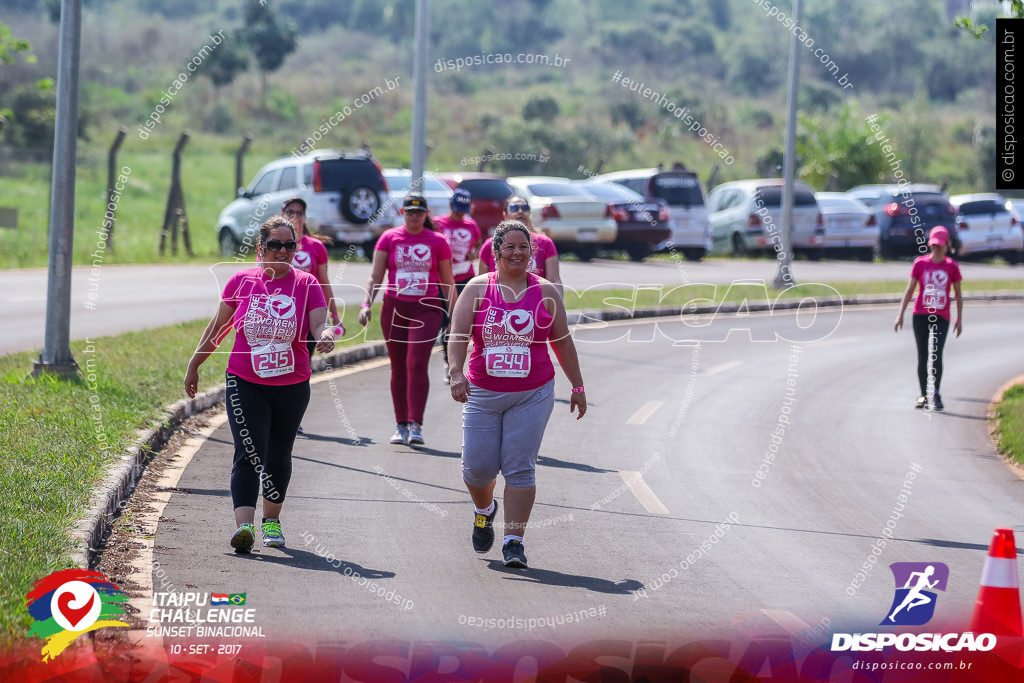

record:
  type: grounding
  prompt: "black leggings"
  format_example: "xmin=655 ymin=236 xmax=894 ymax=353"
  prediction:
xmin=225 ymin=373 xmax=310 ymax=508
xmin=912 ymin=314 xmax=950 ymax=396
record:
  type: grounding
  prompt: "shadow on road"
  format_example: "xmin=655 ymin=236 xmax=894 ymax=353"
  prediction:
xmin=485 ymin=561 xmax=643 ymax=594
xmin=537 ymin=456 xmax=615 ymax=474
xmin=234 ymin=545 xmax=397 ymax=579
xmin=300 ymin=432 xmax=374 ymax=447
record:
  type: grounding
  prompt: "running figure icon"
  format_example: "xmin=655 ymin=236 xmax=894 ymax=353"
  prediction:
xmin=887 ymin=565 xmax=939 ymax=622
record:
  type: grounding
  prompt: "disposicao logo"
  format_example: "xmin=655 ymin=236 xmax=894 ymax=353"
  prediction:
xmin=25 ymin=569 xmax=130 ymax=661
xmin=831 ymin=561 xmax=996 ymax=653
xmin=883 ymin=562 xmax=948 ymax=626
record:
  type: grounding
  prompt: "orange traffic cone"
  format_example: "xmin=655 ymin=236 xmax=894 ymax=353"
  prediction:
xmin=970 ymin=528 xmax=1023 ymax=636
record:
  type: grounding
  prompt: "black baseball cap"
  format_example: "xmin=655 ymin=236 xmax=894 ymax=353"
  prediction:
xmin=403 ymin=193 xmax=428 ymax=211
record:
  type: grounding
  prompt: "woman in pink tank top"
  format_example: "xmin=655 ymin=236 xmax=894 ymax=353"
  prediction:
xmin=448 ymin=220 xmax=586 ymax=568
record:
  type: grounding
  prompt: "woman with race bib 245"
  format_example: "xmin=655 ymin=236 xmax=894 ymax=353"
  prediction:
xmin=448 ymin=219 xmax=586 ymax=568
xmin=184 ymin=215 xmax=335 ymax=553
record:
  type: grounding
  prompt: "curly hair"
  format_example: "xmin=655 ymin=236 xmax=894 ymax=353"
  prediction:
xmin=491 ymin=219 xmax=532 ymax=256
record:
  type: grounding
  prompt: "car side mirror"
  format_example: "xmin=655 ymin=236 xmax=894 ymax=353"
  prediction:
xmin=237 ymin=188 xmax=249 ymax=199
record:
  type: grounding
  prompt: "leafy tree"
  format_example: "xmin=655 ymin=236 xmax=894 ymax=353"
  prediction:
xmin=522 ymin=95 xmax=559 ymax=123
xmin=241 ymin=0 xmax=298 ymax=110
xmin=202 ymin=32 xmax=250 ymax=97
xmin=797 ymin=103 xmax=889 ymax=190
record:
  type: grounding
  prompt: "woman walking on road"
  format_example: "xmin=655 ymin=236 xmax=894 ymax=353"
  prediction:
xmin=359 ymin=192 xmax=456 ymax=446
xmin=478 ymin=195 xmax=562 ymax=297
xmin=894 ymin=226 xmax=963 ymax=411
xmin=283 ymin=197 xmax=342 ymax=332
xmin=435 ymin=189 xmax=483 ymax=383
xmin=184 ymin=215 xmax=336 ymax=553
xmin=448 ymin=220 xmax=586 ymax=568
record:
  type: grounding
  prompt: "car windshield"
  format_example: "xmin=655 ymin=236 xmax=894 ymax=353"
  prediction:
xmin=385 ymin=173 xmax=449 ymax=193
xmin=649 ymin=173 xmax=704 ymax=206
xmin=755 ymin=186 xmax=817 ymax=207
xmin=525 ymin=182 xmax=589 ymax=197
xmin=958 ymin=199 xmax=1007 ymax=215
xmin=458 ymin=179 xmax=512 ymax=200
xmin=581 ymin=183 xmax=645 ymax=202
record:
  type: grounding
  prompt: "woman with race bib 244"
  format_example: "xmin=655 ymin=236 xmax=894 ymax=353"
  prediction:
xmin=184 ymin=215 xmax=335 ymax=553
xmin=448 ymin=219 xmax=586 ymax=568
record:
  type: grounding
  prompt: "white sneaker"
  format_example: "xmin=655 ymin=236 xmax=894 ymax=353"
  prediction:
xmin=390 ymin=424 xmax=410 ymax=444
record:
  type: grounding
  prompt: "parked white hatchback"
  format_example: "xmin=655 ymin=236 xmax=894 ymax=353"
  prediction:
xmin=506 ymin=176 xmax=617 ymax=260
xmin=706 ymin=179 xmax=824 ymax=257
xmin=950 ymin=193 xmax=1023 ymax=263
xmin=814 ymin=192 xmax=878 ymax=261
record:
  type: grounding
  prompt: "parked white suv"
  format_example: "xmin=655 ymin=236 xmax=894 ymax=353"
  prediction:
xmin=217 ymin=150 xmax=392 ymax=257
xmin=949 ymin=193 xmax=1023 ymax=263
xmin=594 ymin=167 xmax=712 ymax=260
xmin=707 ymin=179 xmax=823 ymax=257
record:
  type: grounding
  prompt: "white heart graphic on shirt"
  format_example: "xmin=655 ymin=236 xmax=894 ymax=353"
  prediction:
xmin=454 ymin=228 xmax=472 ymax=243
xmin=504 ymin=310 xmax=534 ymax=337
xmin=292 ymin=251 xmax=311 ymax=269
xmin=409 ymin=244 xmax=431 ymax=261
xmin=266 ymin=294 xmax=296 ymax=320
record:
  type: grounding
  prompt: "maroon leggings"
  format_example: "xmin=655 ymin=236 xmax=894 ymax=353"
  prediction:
xmin=380 ymin=296 xmax=443 ymax=424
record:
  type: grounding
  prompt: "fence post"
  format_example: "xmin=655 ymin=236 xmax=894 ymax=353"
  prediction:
xmin=236 ymin=133 xmax=252 ymax=197
xmin=159 ymin=131 xmax=191 ymax=256
xmin=104 ymin=127 xmax=126 ymax=252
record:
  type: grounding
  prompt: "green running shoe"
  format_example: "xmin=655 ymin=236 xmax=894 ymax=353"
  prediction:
xmin=231 ymin=523 xmax=255 ymax=553
xmin=262 ymin=519 xmax=285 ymax=548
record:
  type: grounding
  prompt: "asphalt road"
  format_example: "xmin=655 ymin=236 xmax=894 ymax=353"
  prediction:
xmin=1 ymin=257 xmax=1020 ymax=356
xmin=149 ymin=301 xmax=1024 ymax=652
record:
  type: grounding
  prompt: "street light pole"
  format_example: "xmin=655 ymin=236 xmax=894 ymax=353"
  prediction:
xmin=410 ymin=0 xmax=429 ymax=189
xmin=34 ymin=0 xmax=83 ymax=378
xmin=774 ymin=0 xmax=802 ymax=290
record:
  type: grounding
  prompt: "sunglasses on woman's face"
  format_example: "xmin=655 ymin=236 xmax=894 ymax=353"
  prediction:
xmin=283 ymin=209 xmax=305 ymax=218
xmin=506 ymin=203 xmax=530 ymax=213
xmin=264 ymin=240 xmax=297 ymax=252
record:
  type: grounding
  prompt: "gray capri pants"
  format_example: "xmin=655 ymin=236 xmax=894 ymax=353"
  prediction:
xmin=461 ymin=379 xmax=555 ymax=488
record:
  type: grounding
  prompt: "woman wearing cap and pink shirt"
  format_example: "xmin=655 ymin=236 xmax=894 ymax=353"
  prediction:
xmin=184 ymin=215 xmax=335 ymax=553
xmin=435 ymin=189 xmax=483 ymax=384
xmin=448 ymin=220 xmax=586 ymax=569
xmin=894 ymin=226 xmax=963 ymax=411
xmin=282 ymin=197 xmax=341 ymax=330
xmin=359 ymin=192 xmax=455 ymax=446
xmin=478 ymin=195 xmax=563 ymax=297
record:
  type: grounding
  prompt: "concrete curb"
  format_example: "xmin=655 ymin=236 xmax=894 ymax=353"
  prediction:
xmin=72 ymin=340 xmax=389 ymax=569
xmin=74 ymin=290 xmax=1024 ymax=568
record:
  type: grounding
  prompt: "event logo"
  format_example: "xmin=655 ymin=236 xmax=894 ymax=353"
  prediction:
xmin=503 ymin=310 xmax=535 ymax=337
xmin=453 ymin=228 xmax=473 ymax=243
xmin=407 ymin=244 xmax=432 ymax=261
xmin=25 ymin=569 xmax=129 ymax=661
xmin=882 ymin=562 xmax=948 ymax=626
xmin=292 ymin=250 xmax=312 ymax=271
xmin=266 ymin=293 xmax=296 ymax=320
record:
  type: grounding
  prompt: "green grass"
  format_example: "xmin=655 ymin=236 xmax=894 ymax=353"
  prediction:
xmin=0 ymin=301 xmax=383 ymax=642
xmin=995 ymin=385 xmax=1024 ymax=466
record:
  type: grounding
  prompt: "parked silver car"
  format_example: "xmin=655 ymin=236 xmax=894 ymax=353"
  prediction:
xmin=506 ymin=176 xmax=617 ymax=260
xmin=707 ymin=179 xmax=823 ymax=257
xmin=217 ymin=150 xmax=392 ymax=257
xmin=814 ymin=192 xmax=878 ymax=261
xmin=382 ymin=169 xmax=453 ymax=221
xmin=950 ymin=193 xmax=1023 ymax=263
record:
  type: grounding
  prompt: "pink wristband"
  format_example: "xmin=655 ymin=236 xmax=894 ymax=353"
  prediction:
xmin=361 ymin=302 xmax=371 ymax=309
xmin=571 ymin=386 xmax=585 ymax=393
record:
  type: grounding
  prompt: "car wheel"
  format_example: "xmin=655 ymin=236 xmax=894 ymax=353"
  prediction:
xmin=341 ymin=186 xmax=380 ymax=224
xmin=857 ymin=247 xmax=874 ymax=262
xmin=682 ymin=248 xmax=705 ymax=262
xmin=219 ymin=229 xmax=240 ymax=257
xmin=626 ymin=245 xmax=650 ymax=262
xmin=806 ymin=247 xmax=824 ymax=261
xmin=731 ymin=233 xmax=747 ymax=258
xmin=879 ymin=242 xmax=895 ymax=260
xmin=1006 ymin=250 xmax=1023 ymax=265
xmin=575 ymin=245 xmax=597 ymax=262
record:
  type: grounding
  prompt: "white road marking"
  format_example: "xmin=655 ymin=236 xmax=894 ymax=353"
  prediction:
xmin=626 ymin=400 xmax=664 ymax=425
xmin=620 ymin=470 xmax=670 ymax=514
xmin=704 ymin=360 xmax=741 ymax=376
xmin=813 ymin=336 xmax=861 ymax=346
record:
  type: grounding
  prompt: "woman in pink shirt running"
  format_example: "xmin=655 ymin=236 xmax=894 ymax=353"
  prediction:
xmin=894 ymin=226 xmax=964 ymax=411
xmin=448 ymin=220 xmax=586 ymax=568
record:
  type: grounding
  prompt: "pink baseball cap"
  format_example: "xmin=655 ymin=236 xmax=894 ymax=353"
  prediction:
xmin=927 ymin=226 xmax=949 ymax=246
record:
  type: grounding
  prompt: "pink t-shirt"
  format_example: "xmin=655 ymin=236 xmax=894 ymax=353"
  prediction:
xmin=911 ymin=255 xmax=962 ymax=320
xmin=480 ymin=232 xmax=558 ymax=279
xmin=467 ymin=272 xmax=555 ymax=392
xmin=375 ymin=227 xmax=453 ymax=302
xmin=222 ymin=267 xmax=327 ymax=385
xmin=434 ymin=215 xmax=482 ymax=282
xmin=292 ymin=234 xmax=328 ymax=276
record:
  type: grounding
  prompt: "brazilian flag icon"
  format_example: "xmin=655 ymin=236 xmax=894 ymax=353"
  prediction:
xmin=228 ymin=593 xmax=246 ymax=605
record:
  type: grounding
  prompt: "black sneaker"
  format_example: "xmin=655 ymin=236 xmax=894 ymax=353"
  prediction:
xmin=933 ymin=394 xmax=944 ymax=411
xmin=915 ymin=396 xmax=927 ymax=409
xmin=472 ymin=501 xmax=498 ymax=553
xmin=502 ymin=539 xmax=528 ymax=568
